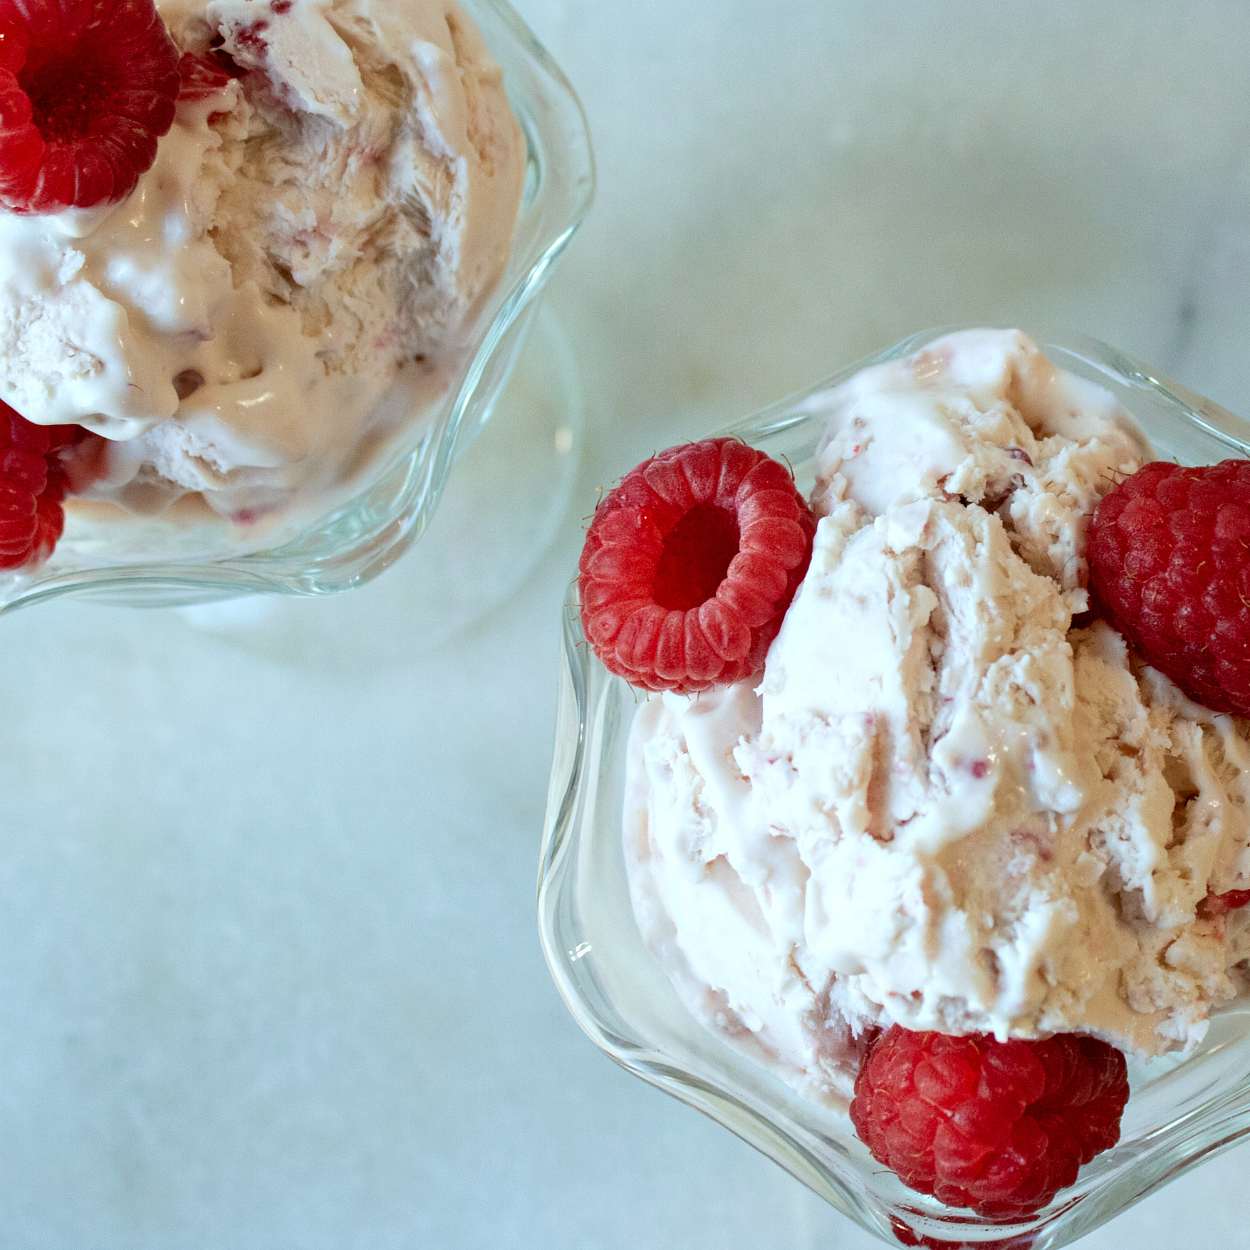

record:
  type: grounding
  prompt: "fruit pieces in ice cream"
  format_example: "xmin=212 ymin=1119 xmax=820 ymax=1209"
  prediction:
xmin=618 ymin=329 xmax=1250 ymax=1121
xmin=0 ymin=0 xmax=527 ymax=534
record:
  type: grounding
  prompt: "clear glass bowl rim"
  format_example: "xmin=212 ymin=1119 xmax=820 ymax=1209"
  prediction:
xmin=1 ymin=0 xmax=595 ymax=614
xmin=538 ymin=326 xmax=1250 ymax=1250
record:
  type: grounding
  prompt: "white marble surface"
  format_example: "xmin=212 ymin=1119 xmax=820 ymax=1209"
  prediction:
xmin=4 ymin=0 xmax=1250 ymax=1246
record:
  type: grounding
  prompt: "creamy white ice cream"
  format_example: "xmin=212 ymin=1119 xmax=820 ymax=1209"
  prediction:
xmin=625 ymin=329 xmax=1250 ymax=1109
xmin=0 ymin=0 xmax=525 ymax=523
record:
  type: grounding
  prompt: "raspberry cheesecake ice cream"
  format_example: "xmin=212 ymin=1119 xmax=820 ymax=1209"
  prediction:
xmin=0 ymin=0 xmax=525 ymax=562
xmin=577 ymin=328 xmax=1250 ymax=1215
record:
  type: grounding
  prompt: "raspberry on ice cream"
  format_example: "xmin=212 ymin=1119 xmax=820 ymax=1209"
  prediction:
xmin=0 ymin=400 xmax=85 ymax=567
xmin=850 ymin=1026 xmax=1128 ymax=1218
xmin=579 ymin=438 xmax=815 ymax=693
xmin=0 ymin=0 xmax=180 ymax=213
xmin=1088 ymin=459 xmax=1250 ymax=716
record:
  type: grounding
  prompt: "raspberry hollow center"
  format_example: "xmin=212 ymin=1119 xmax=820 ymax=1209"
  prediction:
xmin=21 ymin=45 xmax=120 ymax=142
xmin=652 ymin=503 xmax=739 ymax=610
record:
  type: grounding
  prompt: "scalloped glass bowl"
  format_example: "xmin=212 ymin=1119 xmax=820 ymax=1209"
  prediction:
xmin=0 ymin=0 xmax=594 ymax=613
xmin=538 ymin=329 xmax=1250 ymax=1249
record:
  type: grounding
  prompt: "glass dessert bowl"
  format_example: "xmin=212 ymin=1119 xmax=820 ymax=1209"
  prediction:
xmin=0 ymin=0 xmax=594 ymax=613
xmin=538 ymin=328 xmax=1250 ymax=1249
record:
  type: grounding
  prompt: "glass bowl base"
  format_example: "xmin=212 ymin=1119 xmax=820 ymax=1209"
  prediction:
xmin=178 ymin=307 xmax=583 ymax=673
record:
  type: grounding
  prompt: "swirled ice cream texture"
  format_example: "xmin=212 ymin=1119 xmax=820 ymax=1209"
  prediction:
xmin=625 ymin=329 xmax=1250 ymax=1109
xmin=0 ymin=0 xmax=525 ymax=520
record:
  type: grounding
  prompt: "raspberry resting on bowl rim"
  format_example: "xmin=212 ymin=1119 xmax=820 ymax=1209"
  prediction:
xmin=578 ymin=437 xmax=816 ymax=694
xmin=0 ymin=0 xmax=180 ymax=214
xmin=0 ymin=398 xmax=86 ymax=569
xmin=1087 ymin=457 xmax=1250 ymax=716
xmin=850 ymin=1026 xmax=1129 ymax=1220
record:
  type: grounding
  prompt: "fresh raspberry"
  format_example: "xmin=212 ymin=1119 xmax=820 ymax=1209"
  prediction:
xmin=1088 ymin=459 xmax=1250 ymax=716
xmin=850 ymin=1027 xmax=1129 ymax=1219
xmin=578 ymin=437 xmax=816 ymax=693
xmin=0 ymin=400 xmax=85 ymax=568
xmin=0 ymin=0 xmax=180 ymax=214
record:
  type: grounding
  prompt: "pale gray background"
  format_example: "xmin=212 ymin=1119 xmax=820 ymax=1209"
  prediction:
xmin=2 ymin=1 xmax=1249 ymax=1246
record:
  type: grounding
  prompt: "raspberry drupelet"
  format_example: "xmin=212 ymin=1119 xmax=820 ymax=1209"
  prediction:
xmin=578 ymin=437 xmax=816 ymax=693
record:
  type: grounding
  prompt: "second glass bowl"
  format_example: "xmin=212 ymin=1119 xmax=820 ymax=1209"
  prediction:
xmin=538 ymin=328 xmax=1250 ymax=1249
xmin=0 ymin=0 xmax=594 ymax=614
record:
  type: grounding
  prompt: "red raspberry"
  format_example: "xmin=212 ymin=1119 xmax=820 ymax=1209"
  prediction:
xmin=1088 ymin=459 xmax=1250 ymax=716
xmin=0 ymin=0 xmax=180 ymax=214
xmin=578 ymin=437 xmax=816 ymax=693
xmin=0 ymin=400 xmax=85 ymax=568
xmin=850 ymin=1027 xmax=1129 ymax=1220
